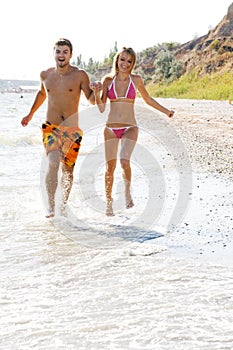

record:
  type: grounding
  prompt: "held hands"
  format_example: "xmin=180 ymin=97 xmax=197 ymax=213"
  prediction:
xmin=90 ymin=81 xmax=105 ymax=112
xmin=89 ymin=81 xmax=102 ymax=94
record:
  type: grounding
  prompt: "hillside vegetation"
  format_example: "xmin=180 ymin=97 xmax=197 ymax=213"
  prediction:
xmin=77 ymin=3 xmax=233 ymax=101
xmin=147 ymin=71 xmax=233 ymax=100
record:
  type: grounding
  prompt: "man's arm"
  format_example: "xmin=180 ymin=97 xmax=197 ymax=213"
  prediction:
xmin=80 ymin=70 xmax=99 ymax=105
xmin=21 ymin=82 xmax=47 ymax=126
xmin=90 ymin=80 xmax=107 ymax=113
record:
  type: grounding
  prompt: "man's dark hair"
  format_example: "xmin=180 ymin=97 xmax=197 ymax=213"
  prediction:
xmin=54 ymin=38 xmax=73 ymax=54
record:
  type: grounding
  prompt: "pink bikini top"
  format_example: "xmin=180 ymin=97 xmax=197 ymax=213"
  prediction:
xmin=107 ymin=76 xmax=136 ymax=100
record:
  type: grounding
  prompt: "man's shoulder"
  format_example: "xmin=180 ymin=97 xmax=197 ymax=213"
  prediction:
xmin=72 ymin=66 xmax=90 ymax=82
xmin=72 ymin=66 xmax=88 ymax=75
xmin=40 ymin=67 xmax=55 ymax=79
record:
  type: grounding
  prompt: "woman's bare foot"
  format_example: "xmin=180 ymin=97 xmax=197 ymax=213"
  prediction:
xmin=126 ymin=199 xmax=134 ymax=209
xmin=105 ymin=199 xmax=114 ymax=216
xmin=126 ymin=193 xmax=134 ymax=209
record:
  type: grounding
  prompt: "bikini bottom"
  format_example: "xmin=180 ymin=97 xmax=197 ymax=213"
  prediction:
xmin=106 ymin=125 xmax=137 ymax=139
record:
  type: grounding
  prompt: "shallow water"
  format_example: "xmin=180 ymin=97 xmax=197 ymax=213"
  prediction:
xmin=1 ymin=91 xmax=233 ymax=349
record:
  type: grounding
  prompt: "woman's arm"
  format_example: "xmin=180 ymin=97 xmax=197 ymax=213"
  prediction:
xmin=136 ymin=75 xmax=174 ymax=118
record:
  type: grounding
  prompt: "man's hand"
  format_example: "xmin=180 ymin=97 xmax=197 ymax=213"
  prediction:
xmin=90 ymin=81 xmax=103 ymax=93
xmin=21 ymin=115 xmax=32 ymax=127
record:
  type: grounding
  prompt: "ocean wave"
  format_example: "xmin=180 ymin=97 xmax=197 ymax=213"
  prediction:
xmin=0 ymin=133 xmax=41 ymax=147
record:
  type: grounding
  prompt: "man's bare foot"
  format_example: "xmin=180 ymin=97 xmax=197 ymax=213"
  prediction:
xmin=105 ymin=199 xmax=114 ymax=216
xmin=60 ymin=203 xmax=67 ymax=217
xmin=45 ymin=208 xmax=55 ymax=218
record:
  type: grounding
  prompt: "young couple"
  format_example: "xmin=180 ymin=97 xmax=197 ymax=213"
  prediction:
xmin=21 ymin=39 xmax=174 ymax=218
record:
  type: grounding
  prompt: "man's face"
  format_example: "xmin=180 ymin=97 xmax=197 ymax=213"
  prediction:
xmin=54 ymin=45 xmax=72 ymax=68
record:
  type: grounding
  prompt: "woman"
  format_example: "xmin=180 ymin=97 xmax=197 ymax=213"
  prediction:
xmin=91 ymin=47 xmax=174 ymax=216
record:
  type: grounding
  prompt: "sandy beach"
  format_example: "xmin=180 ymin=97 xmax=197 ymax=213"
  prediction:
xmin=136 ymin=97 xmax=233 ymax=177
xmin=135 ymin=97 xmax=233 ymax=265
xmin=165 ymin=98 xmax=233 ymax=178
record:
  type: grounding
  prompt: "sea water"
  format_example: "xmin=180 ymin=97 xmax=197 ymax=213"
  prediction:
xmin=0 ymin=87 xmax=233 ymax=349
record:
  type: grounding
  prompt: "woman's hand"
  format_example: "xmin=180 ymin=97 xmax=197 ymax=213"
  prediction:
xmin=167 ymin=110 xmax=175 ymax=118
xmin=90 ymin=81 xmax=102 ymax=94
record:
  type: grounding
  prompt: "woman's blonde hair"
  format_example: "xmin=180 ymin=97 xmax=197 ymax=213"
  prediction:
xmin=111 ymin=47 xmax=137 ymax=76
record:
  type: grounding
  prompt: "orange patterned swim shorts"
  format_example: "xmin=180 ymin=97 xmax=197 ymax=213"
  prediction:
xmin=41 ymin=122 xmax=83 ymax=167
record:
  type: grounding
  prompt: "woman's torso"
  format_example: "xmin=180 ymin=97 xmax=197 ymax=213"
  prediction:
xmin=106 ymin=75 xmax=137 ymax=128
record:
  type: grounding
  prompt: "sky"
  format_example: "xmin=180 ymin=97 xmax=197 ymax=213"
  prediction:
xmin=1 ymin=0 xmax=232 ymax=80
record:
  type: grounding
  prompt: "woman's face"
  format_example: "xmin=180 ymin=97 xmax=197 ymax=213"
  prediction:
xmin=117 ymin=52 xmax=133 ymax=73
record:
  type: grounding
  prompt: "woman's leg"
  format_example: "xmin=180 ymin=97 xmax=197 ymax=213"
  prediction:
xmin=120 ymin=126 xmax=138 ymax=208
xmin=104 ymin=127 xmax=119 ymax=216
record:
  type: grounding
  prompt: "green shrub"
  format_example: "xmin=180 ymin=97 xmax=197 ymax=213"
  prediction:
xmin=147 ymin=71 xmax=233 ymax=100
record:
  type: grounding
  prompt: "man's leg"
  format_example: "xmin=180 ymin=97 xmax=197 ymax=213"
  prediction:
xmin=45 ymin=150 xmax=60 ymax=217
xmin=60 ymin=163 xmax=74 ymax=215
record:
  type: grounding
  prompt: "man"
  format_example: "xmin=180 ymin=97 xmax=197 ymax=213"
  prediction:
xmin=21 ymin=38 xmax=99 ymax=217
